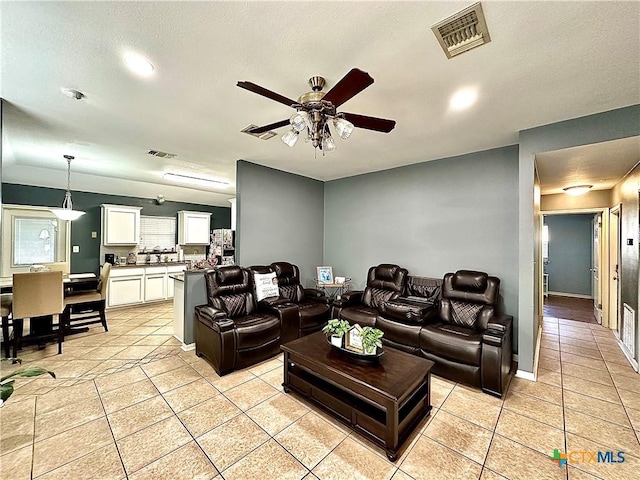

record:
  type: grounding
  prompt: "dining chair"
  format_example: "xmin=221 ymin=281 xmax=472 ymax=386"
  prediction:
xmin=1 ymin=293 xmax=13 ymax=358
xmin=12 ymin=271 xmax=65 ymax=356
xmin=62 ymin=263 xmax=111 ymax=333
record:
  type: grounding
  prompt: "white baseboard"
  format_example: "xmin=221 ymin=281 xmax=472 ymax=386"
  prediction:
xmin=180 ymin=343 xmax=195 ymax=352
xmin=515 ymin=369 xmax=536 ymax=381
xmin=547 ymin=291 xmax=593 ymax=299
xmin=516 ymin=323 xmax=543 ymax=382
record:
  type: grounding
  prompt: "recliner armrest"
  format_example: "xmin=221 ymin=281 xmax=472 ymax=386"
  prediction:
xmin=332 ymin=290 xmax=363 ymax=308
xmin=482 ymin=315 xmax=513 ymax=346
xmin=303 ymin=288 xmax=329 ymax=304
xmin=258 ymin=296 xmax=290 ymax=309
xmin=195 ymin=305 xmax=234 ymax=332
xmin=486 ymin=314 xmax=512 ymax=334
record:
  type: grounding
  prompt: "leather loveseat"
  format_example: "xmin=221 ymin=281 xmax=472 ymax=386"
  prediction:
xmin=377 ymin=270 xmax=513 ymax=397
xmin=194 ymin=266 xmax=293 ymax=375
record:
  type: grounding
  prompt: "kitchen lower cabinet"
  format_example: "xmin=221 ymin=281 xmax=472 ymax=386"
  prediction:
xmin=107 ymin=265 xmax=187 ymax=308
xmin=144 ymin=267 xmax=166 ymax=301
xmin=108 ymin=268 xmax=145 ymax=307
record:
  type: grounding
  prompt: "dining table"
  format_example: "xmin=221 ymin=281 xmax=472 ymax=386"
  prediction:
xmin=1 ymin=272 xmax=99 ymax=347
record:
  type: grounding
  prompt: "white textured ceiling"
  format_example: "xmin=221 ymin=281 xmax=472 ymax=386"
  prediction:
xmin=1 ymin=1 xmax=639 ymax=206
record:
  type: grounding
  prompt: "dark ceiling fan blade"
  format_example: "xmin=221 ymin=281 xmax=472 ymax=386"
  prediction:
xmin=323 ymin=68 xmax=374 ymax=108
xmin=342 ymin=112 xmax=396 ymax=133
xmin=237 ymin=81 xmax=297 ymax=107
xmin=247 ymin=119 xmax=290 ymax=134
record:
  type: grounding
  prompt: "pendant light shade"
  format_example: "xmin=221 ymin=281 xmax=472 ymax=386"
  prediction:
xmin=50 ymin=155 xmax=85 ymax=221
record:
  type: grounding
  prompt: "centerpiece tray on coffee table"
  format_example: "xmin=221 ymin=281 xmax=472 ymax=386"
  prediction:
xmin=326 ymin=336 xmax=384 ymax=362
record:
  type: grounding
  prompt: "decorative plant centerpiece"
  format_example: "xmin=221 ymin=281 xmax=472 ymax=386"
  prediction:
xmin=322 ymin=319 xmax=351 ymax=347
xmin=0 ymin=359 xmax=56 ymax=407
xmin=360 ymin=326 xmax=384 ymax=355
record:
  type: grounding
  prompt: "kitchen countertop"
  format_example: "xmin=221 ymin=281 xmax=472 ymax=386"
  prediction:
xmin=110 ymin=262 xmax=188 ymax=268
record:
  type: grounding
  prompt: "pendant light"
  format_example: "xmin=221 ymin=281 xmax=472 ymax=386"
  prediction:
xmin=50 ymin=155 xmax=85 ymax=221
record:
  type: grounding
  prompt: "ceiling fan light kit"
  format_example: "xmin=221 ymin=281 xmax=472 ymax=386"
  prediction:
xmin=50 ymin=155 xmax=86 ymax=221
xmin=238 ymin=68 xmax=396 ymax=155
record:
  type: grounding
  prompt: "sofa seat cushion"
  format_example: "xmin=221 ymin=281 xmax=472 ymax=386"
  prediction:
xmin=233 ymin=314 xmax=281 ymax=350
xmin=299 ymin=302 xmax=330 ymax=329
xmin=420 ymin=322 xmax=482 ymax=366
xmin=340 ymin=306 xmax=378 ymax=327
xmin=376 ymin=316 xmax=422 ymax=348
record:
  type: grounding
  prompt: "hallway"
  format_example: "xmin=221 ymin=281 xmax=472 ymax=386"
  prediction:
xmin=543 ymin=295 xmax=597 ymax=324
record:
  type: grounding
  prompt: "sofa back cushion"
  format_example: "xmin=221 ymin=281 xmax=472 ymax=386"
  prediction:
xmin=406 ymin=276 xmax=442 ymax=302
xmin=440 ymin=270 xmax=500 ymax=330
xmin=271 ymin=262 xmax=305 ymax=303
xmin=362 ymin=263 xmax=407 ymax=309
xmin=205 ymin=266 xmax=256 ymax=317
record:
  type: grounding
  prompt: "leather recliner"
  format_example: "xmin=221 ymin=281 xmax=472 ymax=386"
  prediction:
xmin=270 ymin=262 xmax=331 ymax=339
xmin=418 ymin=270 xmax=512 ymax=397
xmin=332 ymin=264 xmax=408 ymax=327
xmin=194 ymin=266 xmax=282 ymax=376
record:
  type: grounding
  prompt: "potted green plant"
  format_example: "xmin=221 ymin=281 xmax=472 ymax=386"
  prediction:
xmin=322 ymin=319 xmax=351 ymax=347
xmin=0 ymin=359 xmax=56 ymax=407
xmin=360 ymin=326 xmax=384 ymax=355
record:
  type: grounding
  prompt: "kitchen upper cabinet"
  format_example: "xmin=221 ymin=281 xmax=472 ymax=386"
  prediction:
xmin=178 ymin=211 xmax=211 ymax=245
xmin=102 ymin=204 xmax=142 ymax=245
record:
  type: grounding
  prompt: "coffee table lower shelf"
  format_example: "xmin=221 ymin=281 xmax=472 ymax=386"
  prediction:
xmin=283 ymin=360 xmax=431 ymax=461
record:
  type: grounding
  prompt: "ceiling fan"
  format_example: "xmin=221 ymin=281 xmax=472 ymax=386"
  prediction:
xmin=237 ymin=68 xmax=396 ymax=153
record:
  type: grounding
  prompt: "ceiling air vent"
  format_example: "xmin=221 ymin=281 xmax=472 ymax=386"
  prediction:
xmin=432 ymin=2 xmax=491 ymax=59
xmin=241 ymin=124 xmax=277 ymax=140
xmin=147 ymin=149 xmax=177 ymax=159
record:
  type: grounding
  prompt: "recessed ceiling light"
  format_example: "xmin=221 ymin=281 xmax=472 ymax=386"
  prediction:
xmin=163 ymin=172 xmax=230 ymax=189
xmin=123 ymin=52 xmax=154 ymax=77
xmin=61 ymin=88 xmax=84 ymax=100
xmin=449 ymin=88 xmax=477 ymax=111
xmin=563 ymin=185 xmax=593 ymax=196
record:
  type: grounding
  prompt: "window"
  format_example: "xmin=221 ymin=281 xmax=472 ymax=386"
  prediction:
xmin=139 ymin=216 xmax=177 ymax=250
xmin=12 ymin=217 xmax=60 ymax=265
xmin=1 ymin=205 xmax=69 ymax=277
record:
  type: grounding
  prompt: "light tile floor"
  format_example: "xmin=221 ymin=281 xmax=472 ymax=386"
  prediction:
xmin=1 ymin=304 xmax=639 ymax=479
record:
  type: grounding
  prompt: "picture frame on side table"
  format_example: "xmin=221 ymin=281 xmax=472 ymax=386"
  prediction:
xmin=317 ymin=266 xmax=334 ymax=284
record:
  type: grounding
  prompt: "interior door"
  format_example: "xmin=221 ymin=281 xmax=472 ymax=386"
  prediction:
xmin=592 ymin=213 xmax=602 ymax=324
xmin=609 ymin=207 xmax=621 ymax=332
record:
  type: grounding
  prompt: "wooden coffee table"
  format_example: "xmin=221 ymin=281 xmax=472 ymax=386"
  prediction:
xmin=281 ymin=331 xmax=434 ymax=461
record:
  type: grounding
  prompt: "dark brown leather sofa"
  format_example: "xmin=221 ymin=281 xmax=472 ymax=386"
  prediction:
xmin=331 ymin=263 xmax=408 ymax=327
xmin=194 ymin=266 xmax=289 ymax=375
xmin=377 ymin=270 xmax=513 ymax=397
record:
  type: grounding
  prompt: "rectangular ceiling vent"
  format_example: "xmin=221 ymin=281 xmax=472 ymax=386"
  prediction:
xmin=147 ymin=149 xmax=177 ymax=159
xmin=432 ymin=2 xmax=491 ymax=59
xmin=241 ymin=124 xmax=277 ymax=140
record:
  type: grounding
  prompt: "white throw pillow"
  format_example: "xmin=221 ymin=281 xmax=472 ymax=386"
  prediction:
xmin=254 ymin=272 xmax=279 ymax=302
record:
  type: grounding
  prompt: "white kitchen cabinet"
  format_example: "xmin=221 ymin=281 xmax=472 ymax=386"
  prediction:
xmin=178 ymin=211 xmax=211 ymax=245
xmin=144 ymin=267 xmax=166 ymax=301
xmin=102 ymin=204 xmax=142 ymax=245
xmin=107 ymin=267 xmax=145 ymax=307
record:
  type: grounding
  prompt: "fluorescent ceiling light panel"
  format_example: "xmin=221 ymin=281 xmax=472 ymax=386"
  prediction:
xmin=163 ymin=172 xmax=230 ymax=189
xmin=563 ymin=185 xmax=593 ymax=196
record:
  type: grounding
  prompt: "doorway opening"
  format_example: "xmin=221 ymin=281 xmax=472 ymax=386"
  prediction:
xmin=542 ymin=212 xmax=603 ymax=325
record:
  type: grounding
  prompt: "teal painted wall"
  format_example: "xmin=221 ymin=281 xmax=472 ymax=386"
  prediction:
xmin=545 ymin=214 xmax=594 ymax=296
xmin=2 ymin=183 xmax=231 ymax=275
xmin=236 ymin=160 xmax=324 ymax=286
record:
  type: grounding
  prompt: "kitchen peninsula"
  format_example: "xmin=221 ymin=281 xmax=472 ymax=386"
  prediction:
xmin=170 ymin=269 xmax=207 ymax=350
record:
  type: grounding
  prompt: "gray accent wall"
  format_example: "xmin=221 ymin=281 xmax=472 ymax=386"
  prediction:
xmin=519 ymin=104 xmax=640 ymax=373
xmin=545 ymin=214 xmax=594 ymax=296
xmin=324 ymin=145 xmax=520 ymax=346
xmin=236 ymin=160 xmax=324 ymax=286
